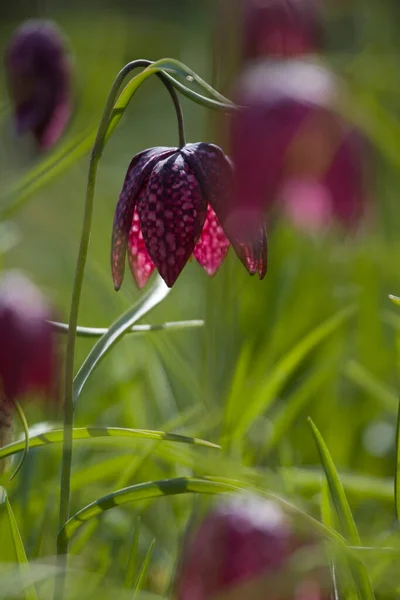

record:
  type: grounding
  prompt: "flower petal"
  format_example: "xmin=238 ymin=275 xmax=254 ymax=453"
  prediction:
xmin=182 ymin=143 xmax=268 ymax=279
xmin=137 ymin=152 xmax=207 ymax=287
xmin=111 ymin=147 xmax=175 ymax=291
xmin=193 ymin=205 xmax=230 ymax=276
xmin=127 ymin=208 xmax=155 ymax=289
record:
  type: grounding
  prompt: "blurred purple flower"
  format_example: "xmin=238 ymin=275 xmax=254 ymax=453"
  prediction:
xmin=111 ymin=143 xmax=267 ymax=289
xmin=242 ymin=0 xmax=322 ymax=62
xmin=5 ymin=20 xmax=72 ymax=151
xmin=0 ymin=271 xmax=58 ymax=410
xmin=174 ymin=495 xmax=329 ymax=600
xmin=230 ymin=60 xmax=367 ymax=233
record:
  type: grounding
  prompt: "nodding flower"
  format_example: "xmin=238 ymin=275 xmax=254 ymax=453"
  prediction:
xmin=230 ymin=60 xmax=368 ymax=234
xmin=5 ymin=19 xmax=72 ymax=151
xmin=111 ymin=143 xmax=267 ymax=289
xmin=174 ymin=495 xmax=330 ymax=600
xmin=242 ymin=0 xmax=322 ymax=62
xmin=0 ymin=271 xmax=59 ymax=447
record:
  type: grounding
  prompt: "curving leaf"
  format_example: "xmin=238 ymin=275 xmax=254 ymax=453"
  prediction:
xmin=73 ymin=276 xmax=170 ymax=403
xmin=133 ymin=538 xmax=155 ymax=598
xmin=0 ymin=426 xmax=219 ymax=463
xmin=49 ymin=319 xmax=204 ymax=338
xmin=59 ymin=477 xmax=240 ymax=541
xmin=0 ymin=488 xmax=38 ymax=600
xmin=309 ymin=419 xmax=375 ymax=600
xmin=0 ymin=128 xmax=95 ymax=219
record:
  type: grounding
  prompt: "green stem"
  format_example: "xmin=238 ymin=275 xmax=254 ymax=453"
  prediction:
xmin=54 ymin=59 xmax=187 ymax=599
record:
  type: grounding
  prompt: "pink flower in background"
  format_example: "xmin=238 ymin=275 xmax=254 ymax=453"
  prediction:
xmin=242 ymin=0 xmax=322 ymax=61
xmin=111 ymin=143 xmax=267 ymax=289
xmin=0 ymin=272 xmax=59 ymax=448
xmin=5 ymin=20 xmax=72 ymax=151
xmin=229 ymin=60 xmax=367 ymax=234
xmin=174 ymin=495 xmax=329 ymax=600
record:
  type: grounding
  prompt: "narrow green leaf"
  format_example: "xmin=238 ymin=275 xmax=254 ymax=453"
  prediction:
xmin=389 ymin=294 xmax=400 ymax=307
xmin=0 ymin=489 xmax=38 ymax=600
xmin=309 ymin=419 xmax=375 ymax=600
xmin=9 ymin=401 xmax=30 ymax=481
xmin=49 ymin=319 xmax=204 ymax=338
xmin=59 ymin=477 xmax=239 ymax=541
xmin=395 ymin=400 xmax=400 ymax=524
xmin=344 ymin=360 xmax=398 ymax=414
xmin=0 ymin=426 xmax=219 ymax=463
xmin=133 ymin=538 xmax=155 ymax=598
xmin=73 ymin=276 xmax=170 ymax=402
xmin=125 ymin=518 xmax=141 ymax=590
xmin=229 ymin=307 xmax=354 ymax=439
xmin=0 ymin=128 xmax=95 ymax=219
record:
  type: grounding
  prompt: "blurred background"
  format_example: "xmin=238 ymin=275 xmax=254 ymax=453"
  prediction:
xmin=1 ymin=0 xmax=400 ymax=597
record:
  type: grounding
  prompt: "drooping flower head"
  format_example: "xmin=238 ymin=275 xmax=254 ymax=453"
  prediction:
xmin=111 ymin=143 xmax=267 ymax=289
xmin=0 ymin=271 xmax=59 ymax=406
xmin=242 ymin=0 xmax=323 ymax=62
xmin=174 ymin=495 xmax=329 ymax=600
xmin=230 ymin=60 xmax=367 ymax=233
xmin=5 ymin=19 xmax=72 ymax=150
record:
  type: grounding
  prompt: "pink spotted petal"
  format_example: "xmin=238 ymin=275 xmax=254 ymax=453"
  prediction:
xmin=137 ymin=152 xmax=207 ymax=288
xmin=182 ymin=143 xmax=268 ymax=279
xmin=111 ymin=147 xmax=175 ymax=291
xmin=194 ymin=205 xmax=230 ymax=276
xmin=127 ymin=209 xmax=155 ymax=289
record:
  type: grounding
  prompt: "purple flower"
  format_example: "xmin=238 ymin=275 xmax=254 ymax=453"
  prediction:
xmin=5 ymin=20 xmax=72 ymax=151
xmin=174 ymin=495 xmax=329 ymax=600
xmin=242 ymin=0 xmax=322 ymax=61
xmin=229 ymin=60 xmax=367 ymax=232
xmin=0 ymin=271 xmax=58 ymax=406
xmin=111 ymin=143 xmax=267 ymax=289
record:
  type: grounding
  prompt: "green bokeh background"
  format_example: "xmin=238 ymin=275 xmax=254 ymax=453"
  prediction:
xmin=1 ymin=1 xmax=400 ymax=598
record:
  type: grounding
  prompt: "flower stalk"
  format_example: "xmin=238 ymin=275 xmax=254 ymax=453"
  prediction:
xmin=54 ymin=60 xmax=186 ymax=598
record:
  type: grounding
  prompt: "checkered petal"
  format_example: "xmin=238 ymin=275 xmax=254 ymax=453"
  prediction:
xmin=111 ymin=146 xmax=175 ymax=290
xmin=193 ymin=205 xmax=230 ymax=276
xmin=137 ymin=152 xmax=207 ymax=287
xmin=127 ymin=208 xmax=155 ymax=289
xmin=182 ymin=143 xmax=268 ymax=279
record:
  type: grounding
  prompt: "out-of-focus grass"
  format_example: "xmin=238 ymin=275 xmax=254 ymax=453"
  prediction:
xmin=1 ymin=2 xmax=400 ymax=598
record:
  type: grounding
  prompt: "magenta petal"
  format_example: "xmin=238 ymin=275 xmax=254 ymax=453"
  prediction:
xmin=182 ymin=143 xmax=268 ymax=279
xmin=137 ymin=152 xmax=207 ymax=287
xmin=111 ymin=147 xmax=175 ymax=291
xmin=127 ymin=208 xmax=155 ymax=289
xmin=193 ymin=205 xmax=230 ymax=276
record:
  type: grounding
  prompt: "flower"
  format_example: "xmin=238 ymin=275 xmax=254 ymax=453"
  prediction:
xmin=111 ymin=143 xmax=267 ymax=289
xmin=242 ymin=0 xmax=322 ymax=61
xmin=229 ymin=60 xmax=367 ymax=232
xmin=0 ymin=271 xmax=58 ymax=406
xmin=5 ymin=19 xmax=72 ymax=151
xmin=174 ymin=495 xmax=329 ymax=600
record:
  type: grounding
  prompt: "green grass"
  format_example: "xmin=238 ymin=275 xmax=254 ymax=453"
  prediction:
xmin=2 ymin=2 xmax=400 ymax=598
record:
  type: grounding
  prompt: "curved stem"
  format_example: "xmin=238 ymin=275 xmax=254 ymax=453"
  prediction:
xmin=54 ymin=59 xmax=186 ymax=598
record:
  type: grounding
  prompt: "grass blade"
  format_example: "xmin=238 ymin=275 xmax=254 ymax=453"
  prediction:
xmin=125 ymin=518 xmax=141 ymax=590
xmin=9 ymin=401 xmax=30 ymax=481
xmin=133 ymin=538 xmax=155 ymax=598
xmin=73 ymin=276 xmax=170 ymax=403
xmin=309 ymin=419 xmax=375 ymax=599
xmin=59 ymin=477 xmax=239 ymax=541
xmin=228 ymin=307 xmax=354 ymax=439
xmin=50 ymin=319 xmax=204 ymax=338
xmin=395 ymin=400 xmax=400 ymax=523
xmin=0 ymin=488 xmax=38 ymax=600
xmin=0 ymin=426 xmax=219 ymax=463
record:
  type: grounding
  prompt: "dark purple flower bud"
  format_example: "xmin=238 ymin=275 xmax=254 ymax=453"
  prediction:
xmin=174 ymin=496 xmax=329 ymax=600
xmin=230 ymin=60 xmax=367 ymax=232
xmin=111 ymin=143 xmax=267 ymax=289
xmin=5 ymin=20 xmax=72 ymax=151
xmin=242 ymin=0 xmax=322 ymax=62
xmin=0 ymin=271 xmax=59 ymax=407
